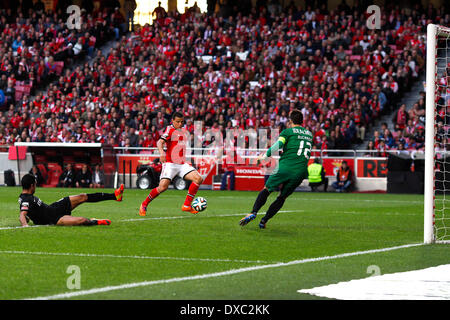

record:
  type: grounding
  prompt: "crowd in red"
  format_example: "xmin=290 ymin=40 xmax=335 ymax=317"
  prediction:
xmin=0 ymin=1 xmax=448 ymax=156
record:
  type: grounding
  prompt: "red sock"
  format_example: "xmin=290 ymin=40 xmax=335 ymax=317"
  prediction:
xmin=184 ymin=182 xmax=200 ymax=206
xmin=142 ymin=188 xmax=160 ymax=207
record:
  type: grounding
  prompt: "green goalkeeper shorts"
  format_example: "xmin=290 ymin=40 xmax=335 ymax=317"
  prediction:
xmin=265 ymin=166 xmax=308 ymax=197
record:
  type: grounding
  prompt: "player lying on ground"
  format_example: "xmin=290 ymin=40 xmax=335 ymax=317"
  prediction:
xmin=139 ymin=112 xmax=204 ymax=216
xmin=18 ymin=173 xmax=124 ymax=227
xmin=239 ymin=109 xmax=313 ymax=228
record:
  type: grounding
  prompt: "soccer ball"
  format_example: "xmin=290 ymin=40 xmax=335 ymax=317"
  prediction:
xmin=191 ymin=197 xmax=207 ymax=212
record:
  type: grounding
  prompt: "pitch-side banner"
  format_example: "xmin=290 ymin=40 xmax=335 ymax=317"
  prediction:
xmin=117 ymin=155 xmax=387 ymax=186
xmin=309 ymin=158 xmax=387 ymax=178
xmin=355 ymin=158 xmax=388 ymax=178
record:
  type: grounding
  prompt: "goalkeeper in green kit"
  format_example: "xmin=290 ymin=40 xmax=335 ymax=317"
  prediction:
xmin=239 ymin=109 xmax=313 ymax=229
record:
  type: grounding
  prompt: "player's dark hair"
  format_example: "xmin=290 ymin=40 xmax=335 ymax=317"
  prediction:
xmin=172 ymin=111 xmax=184 ymax=120
xmin=290 ymin=110 xmax=303 ymax=125
xmin=21 ymin=173 xmax=37 ymax=189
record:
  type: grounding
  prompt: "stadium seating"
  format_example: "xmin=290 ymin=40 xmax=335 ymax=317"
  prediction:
xmin=42 ymin=163 xmax=63 ymax=188
xmin=0 ymin=4 xmax=116 ymax=107
xmin=63 ymin=156 xmax=76 ymax=164
xmin=90 ymin=156 xmax=102 ymax=164
xmin=33 ymin=155 xmax=47 ymax=164
xmin=73 ymin=163 xmax=85 ymax=171
xmin=36 ymin=164 xmax=48 ymax=184
xmin=0 ymin=1 xmax=446 ymax=161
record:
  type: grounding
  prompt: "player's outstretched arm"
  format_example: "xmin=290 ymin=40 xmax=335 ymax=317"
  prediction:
xmin=19 ymin=211 xmax=29 ymax=227
xmin=265 ymin=137 xmax=286 ymax=157
xmin=257 ymin=138 xmax=285 ymax=164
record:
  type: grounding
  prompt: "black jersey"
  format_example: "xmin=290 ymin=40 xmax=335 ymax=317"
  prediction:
xmin=18 ymin=193 xmax=72 ymax=225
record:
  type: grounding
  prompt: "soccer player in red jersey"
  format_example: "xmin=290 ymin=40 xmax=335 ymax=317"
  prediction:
xmin=139 ymin=112 xmax=203 ymax=216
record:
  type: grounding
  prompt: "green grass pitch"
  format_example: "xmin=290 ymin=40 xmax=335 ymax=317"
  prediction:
xmin=0 ymin=186 xmax=448 ymax=300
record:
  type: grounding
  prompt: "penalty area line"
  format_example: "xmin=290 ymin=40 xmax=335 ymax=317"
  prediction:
xmin=25 ymin=243 xmax=425 ymax=300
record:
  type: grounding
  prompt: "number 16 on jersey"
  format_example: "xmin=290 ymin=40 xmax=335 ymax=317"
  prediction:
xmin=297 ymin=140 xmax=312 ymax=158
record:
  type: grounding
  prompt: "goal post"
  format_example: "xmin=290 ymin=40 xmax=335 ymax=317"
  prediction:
xmin=424 ymin=24 xmax=450 ymax=244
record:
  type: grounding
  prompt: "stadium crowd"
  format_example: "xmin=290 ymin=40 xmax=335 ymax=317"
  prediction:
xmin=0 ymin=0 xmax=448 ymax=157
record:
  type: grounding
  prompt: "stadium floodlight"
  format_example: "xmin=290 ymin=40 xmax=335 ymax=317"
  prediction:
xmin=424 ymin=24 xmax=450 ymax=244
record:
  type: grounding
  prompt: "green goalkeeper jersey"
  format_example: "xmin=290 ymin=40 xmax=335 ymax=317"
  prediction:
xmin=267 ymin=126 xmax=313 ymax=169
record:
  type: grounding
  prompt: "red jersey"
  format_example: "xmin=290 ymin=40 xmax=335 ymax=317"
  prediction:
xmin=160 ymin=125 xmax=188 ymax=164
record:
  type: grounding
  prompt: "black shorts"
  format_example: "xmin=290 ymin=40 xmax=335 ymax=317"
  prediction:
xmin=48 ymin=197 xmax=72 ymax=224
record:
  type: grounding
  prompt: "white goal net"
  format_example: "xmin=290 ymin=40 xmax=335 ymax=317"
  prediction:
xmin=425 ymin=24 xmax=450 ymax=243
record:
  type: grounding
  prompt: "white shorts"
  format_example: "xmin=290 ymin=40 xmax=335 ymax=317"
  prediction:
xmin=160 ymin=162 xmax=196 ymax=181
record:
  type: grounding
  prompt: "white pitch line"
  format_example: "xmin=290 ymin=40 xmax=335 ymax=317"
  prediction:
xmin=217 ymin=196 xmax=424 ymax=204
xmin=0 ymin=250 xmax=274 ymax=264
xmin=307 ymin=198 xmax=423 ymax=204
xmin=336 ymin=211 xmax=421 ymax=216
xmin=0 ymin=209 xmax=410 ymax=229
xmin=120 ymin=210 xmax=300 ymax=222
xmin=0 ymin=225 xmax=49 ymax=231
xmin=25 ymin=243 xmax=425 ymax=300
xmin=0 ymin=210 xmax=301 ymax=230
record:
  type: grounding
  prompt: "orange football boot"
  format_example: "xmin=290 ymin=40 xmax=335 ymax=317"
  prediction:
xmin=115 ymin=184 xmax=124 ymax=201
xmin=139 ymin=203 xmax=147 ymax=216
xmin=181 ymin=205 xmax=199 ymax=215
xmin=92 ymin=219 xmax=111 ymax=225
